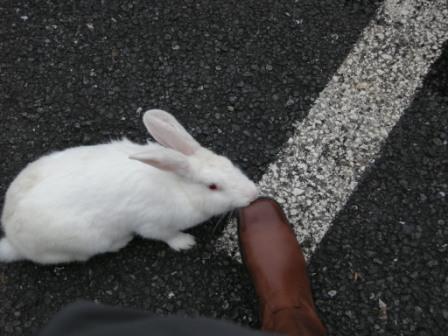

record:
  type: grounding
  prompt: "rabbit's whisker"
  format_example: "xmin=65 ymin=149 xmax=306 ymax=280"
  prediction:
xmin=212 ymin=212 xmax=229 ymax=234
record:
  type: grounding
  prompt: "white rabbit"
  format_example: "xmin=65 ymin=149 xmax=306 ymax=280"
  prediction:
xmin=0 ymin=109 xmax=258 ymax=264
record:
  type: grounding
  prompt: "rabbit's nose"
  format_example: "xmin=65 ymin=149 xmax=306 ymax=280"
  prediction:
xmin=246 ymin=186 xmax=259 ymax=201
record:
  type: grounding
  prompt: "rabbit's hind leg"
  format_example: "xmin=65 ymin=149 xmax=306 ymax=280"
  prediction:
xmin=0 ymin=238 xmax=24 ymax=262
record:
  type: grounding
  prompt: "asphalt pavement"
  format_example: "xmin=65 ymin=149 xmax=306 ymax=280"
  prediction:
xmin=0 ymin=0 xmax=447 ymax=335
xmin=310 ymin=42 xmax=448 ymax=336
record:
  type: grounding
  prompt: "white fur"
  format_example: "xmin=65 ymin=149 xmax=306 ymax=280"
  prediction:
xmin=0 ymin=109 xmax=258 ymax=264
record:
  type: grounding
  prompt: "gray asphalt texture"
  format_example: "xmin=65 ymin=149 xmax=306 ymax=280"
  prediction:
xmin=310 ymin=44 xmax=448 ymax=335
xmin=1 ymin=0 xmax=447 ymax=335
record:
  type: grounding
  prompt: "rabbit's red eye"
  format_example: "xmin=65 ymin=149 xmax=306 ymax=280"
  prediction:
xmin=208 ymin=184 xmax=218 ymax=191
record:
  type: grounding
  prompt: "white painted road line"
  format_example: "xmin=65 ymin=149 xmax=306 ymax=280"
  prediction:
xmin=217 ymin=0 xmax=448 ymax=261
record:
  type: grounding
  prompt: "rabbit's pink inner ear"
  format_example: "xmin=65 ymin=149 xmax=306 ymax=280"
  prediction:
xmin=143 ymin=110 xmax=201 ymax=156
xmin=150 ymin=122 xmax=199 ymax=155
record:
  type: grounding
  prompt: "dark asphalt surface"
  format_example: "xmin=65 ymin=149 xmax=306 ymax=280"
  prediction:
xmin=0 ymin=0 xmax=378 ymax=180
xmin=1 ymin=0 xmax=447 ymax=335
xmin=311 ymin=44 xmax=448 ymax=335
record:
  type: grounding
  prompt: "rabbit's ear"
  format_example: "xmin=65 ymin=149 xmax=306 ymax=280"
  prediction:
xmin=129 ymin=147 xmax=191 ymax=175
xmin=143 ymin=109 xmax=201 ymax=156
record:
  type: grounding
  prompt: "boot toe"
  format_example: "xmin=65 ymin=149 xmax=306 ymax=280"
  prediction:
xmin=238 ymin=197 xmax=290 ymax=233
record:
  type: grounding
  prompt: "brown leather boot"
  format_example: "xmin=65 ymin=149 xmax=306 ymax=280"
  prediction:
xmin=238 ymin=197 xmax=326 ymax=336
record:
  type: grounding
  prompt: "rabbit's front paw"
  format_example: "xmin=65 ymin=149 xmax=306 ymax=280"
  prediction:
xmin=166 ymin=233 xmax=196 ymax=251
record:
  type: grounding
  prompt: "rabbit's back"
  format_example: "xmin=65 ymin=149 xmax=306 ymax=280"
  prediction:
xmin=2 ymin=139 xmax=147 ymax=218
